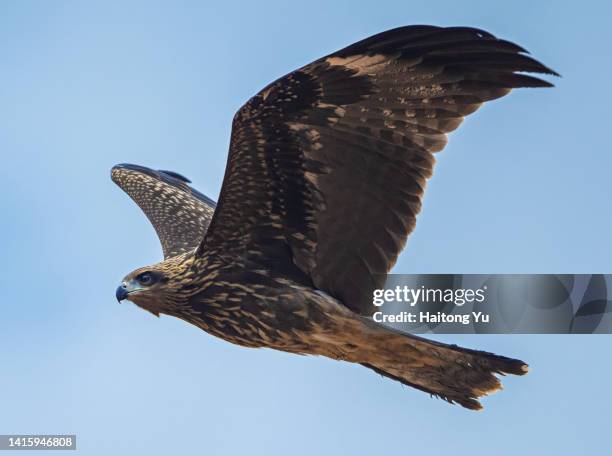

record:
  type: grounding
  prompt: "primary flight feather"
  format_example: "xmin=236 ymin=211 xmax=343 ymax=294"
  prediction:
xmin=112 ymin=25 xmax=556 ymax=410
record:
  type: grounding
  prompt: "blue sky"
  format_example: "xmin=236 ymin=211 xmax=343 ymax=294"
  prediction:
xmin=1 ymin=1 xmax=610 ymax=454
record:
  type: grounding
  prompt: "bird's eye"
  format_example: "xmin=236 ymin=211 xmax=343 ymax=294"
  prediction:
xmin=136 ymin=272 xmax=155 ymax=286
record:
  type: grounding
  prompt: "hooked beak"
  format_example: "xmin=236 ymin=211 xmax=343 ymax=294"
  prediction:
xmin=116 ymin=283 xmax=129 ymax=302
xmin=116 ymin=280 xmax=143 ymax=303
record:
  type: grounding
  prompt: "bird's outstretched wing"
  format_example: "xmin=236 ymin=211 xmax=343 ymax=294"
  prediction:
xmin=199 ymin=26 xmax=557 ymax=314
xmin=112 ymin=164 xmax=216 ymax=258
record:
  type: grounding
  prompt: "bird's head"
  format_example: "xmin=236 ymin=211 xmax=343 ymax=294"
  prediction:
xmin=116 ymin=254 xmax=195 ymax=316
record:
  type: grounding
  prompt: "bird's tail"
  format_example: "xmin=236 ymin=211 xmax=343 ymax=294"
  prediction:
xmin=357 ymin=323 xmax=528 ymax=410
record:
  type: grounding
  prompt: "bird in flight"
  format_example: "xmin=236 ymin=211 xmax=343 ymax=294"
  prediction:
xmin=113 ymin=25 xmax=556 ymax=410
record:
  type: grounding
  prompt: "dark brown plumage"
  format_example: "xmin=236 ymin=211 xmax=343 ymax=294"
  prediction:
xmin=112 ymin=164 xmax=216 ymax=258
xmin=113 ymin=25 xmax=556 ymax=410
